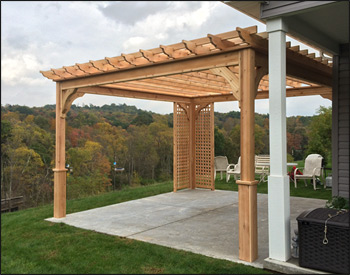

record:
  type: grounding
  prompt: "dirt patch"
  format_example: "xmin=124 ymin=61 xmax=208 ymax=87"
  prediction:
xmin=142 ymin=266 xmax=164 ymax=274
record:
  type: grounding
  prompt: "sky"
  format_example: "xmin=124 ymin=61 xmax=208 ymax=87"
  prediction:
xmin=1 ymin=1 xmax=331 ymax=116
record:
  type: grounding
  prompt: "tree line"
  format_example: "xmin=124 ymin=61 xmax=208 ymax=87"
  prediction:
xmin=1 ymin=103 xmax=331 ymax=209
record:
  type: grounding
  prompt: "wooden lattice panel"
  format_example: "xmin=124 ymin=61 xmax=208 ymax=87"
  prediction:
xmin=195 ymin=103 xmax=214 ymax=190
xmin=173 ymin=103 xmax=190 ymax=191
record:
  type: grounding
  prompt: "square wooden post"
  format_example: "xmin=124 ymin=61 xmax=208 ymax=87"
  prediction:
xmin=236 ymin=48 xmax=258 ymax=262
xmin=189 ymin=102 xmax=196 ymax=189
xmin=53 ymin=83 xmax=67 ymax=218
xmin=173 ymin=103 xmax=178 ymax=192
xmin=210 ymin=103 xmax=215 ymax=190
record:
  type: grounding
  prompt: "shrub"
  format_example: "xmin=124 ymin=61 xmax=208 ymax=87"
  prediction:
xmin=325 ymin=196 xmax=349 ymax=210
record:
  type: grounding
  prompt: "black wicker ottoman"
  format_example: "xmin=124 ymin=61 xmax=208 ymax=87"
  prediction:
xmin=297 ymin=208 xmax=349 ymax=274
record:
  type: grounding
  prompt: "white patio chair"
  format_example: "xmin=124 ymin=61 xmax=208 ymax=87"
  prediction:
xmin=294 ymin=154 xmax=324 ymax=190
xmin=214 ymin=156 xmax=229 ymax=180
xmin=226 ymin=156 xmax=241 ymax=182
xmin=255 ymin=155 xmax=270 ymax=184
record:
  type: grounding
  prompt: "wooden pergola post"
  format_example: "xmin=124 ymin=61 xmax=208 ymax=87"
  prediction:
xmin=173 ymin=102 xmax=178 ymax=192
xmin=236 ymin=48 xmax=258 ymax=262
xmin=189 ymin=102 xmax=196 ymax=189
xmin=53 ymin=83 xmax=67 ymax=218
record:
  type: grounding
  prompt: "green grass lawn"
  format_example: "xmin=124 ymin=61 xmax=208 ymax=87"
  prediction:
xmin=215 ymin=175 xmax=332 ymax=201
xmin=2 ymin=169 xmax=332 ymax=274
xmin=215 ymin=161 xmax=332 ymax=201
xmin=1 ymin=181 xmax=270 ymax=274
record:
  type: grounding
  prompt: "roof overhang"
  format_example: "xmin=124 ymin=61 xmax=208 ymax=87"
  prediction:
xmin=224 ymin=1 xmax=349 ymax=55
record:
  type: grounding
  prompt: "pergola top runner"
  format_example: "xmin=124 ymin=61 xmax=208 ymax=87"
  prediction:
xmin=41 ymin=26 xmax=332 ymax=105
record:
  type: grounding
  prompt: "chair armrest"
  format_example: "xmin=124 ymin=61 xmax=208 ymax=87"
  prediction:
xmin=227 ymin=164 xmax=236 ymax=172
xmin=255 ymin=164 xmax=267 ymax=171
xmin=294 ymin=168 xmax=301 ymax=177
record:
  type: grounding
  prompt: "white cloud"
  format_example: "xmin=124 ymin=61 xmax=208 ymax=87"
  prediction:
xmin=0 ymin=1 xmax=331 ymax=116
xmin=2 ymin=52 xmax=47 ymax=86
xmin=286 ymin=96 xmax=332 ymax=117
xmin=122 ymin=37 xmax=147 ymax=53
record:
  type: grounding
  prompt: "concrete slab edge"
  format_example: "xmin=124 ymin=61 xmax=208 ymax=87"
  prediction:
xmin=127 ymin=235 xmax=264 ymax=269
xmin=45 ymin=216 xmax=265 ymax=270
xmin=263 ymin=258 xmax=331 ymax=274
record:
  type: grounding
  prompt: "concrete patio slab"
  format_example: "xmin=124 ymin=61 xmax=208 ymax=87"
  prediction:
xmin=46 ymin=189 xmax=328 ymax=272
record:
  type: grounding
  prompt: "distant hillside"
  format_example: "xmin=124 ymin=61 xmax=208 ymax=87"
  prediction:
xmin=1 ymin=103 xmax=316 ymax=209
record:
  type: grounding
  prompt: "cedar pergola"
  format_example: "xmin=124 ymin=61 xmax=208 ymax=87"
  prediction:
xmin=41 ymin=25 xmax=332 ymax=263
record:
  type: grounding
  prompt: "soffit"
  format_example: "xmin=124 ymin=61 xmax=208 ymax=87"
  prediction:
xmin=225 ymin=1 xmax=349 ymax=55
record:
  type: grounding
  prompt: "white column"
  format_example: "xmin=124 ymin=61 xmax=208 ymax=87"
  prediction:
xmin=267 ymin=18 xmax=291 ymax=262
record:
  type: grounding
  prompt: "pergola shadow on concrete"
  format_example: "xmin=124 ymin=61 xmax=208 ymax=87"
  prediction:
xmin=41 ymin=25 xmax=332 ymax=263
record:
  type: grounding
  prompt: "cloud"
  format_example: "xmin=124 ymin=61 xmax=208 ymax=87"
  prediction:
xmin=0 ymin=1 xmax=329 ymax=116
xmin=98 ymin=1 xmax=172 ymax=26
xmin=286 ymin=96 xmax=331 ymax=117
xmin=2 ymin=51 xmax=48 ymax=86
xmin=118 ymin=1 xmax=218 ymax=52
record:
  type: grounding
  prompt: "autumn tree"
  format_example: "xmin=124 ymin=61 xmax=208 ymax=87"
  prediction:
xmin=1 ymin=115 xmax=53 ymax=207
xmin=214 ymin=127 xmax=226 ymax=157
xmin=126 ymin=125 xmax=159 ymax=183
xmin=306 ymin=106 xmax=332 ymax=165
xmin=131 ymin=111 xmax=154 ymax=126
xmin=148 ymin=117 xmax=173 ymax=180
xmin=227 ymin=124 xmax=268 ymax=163
xmin=67 ymin=140 xmax=111 ymax=198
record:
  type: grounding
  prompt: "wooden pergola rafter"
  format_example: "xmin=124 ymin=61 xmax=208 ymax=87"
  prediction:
xmin=41 ymin=25 xmax=332 ymax=264
xmin=41 ymin=25 xmax=332 ymax=108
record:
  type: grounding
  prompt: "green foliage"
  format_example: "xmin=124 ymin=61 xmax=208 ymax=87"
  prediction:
xmin=67 ymin=140 xmax=111 ymax=197
xmin=131 ymin=110 xmax=154 ymax=126
xmin=68 ymin=111 xmax=100 ymax=128
xmin=33 ymin=115 xmax=50 ymax=131
xmin=254 ymin=124 xmax=267 ymax=154
xmin=127 ymin=124 xmax=160 ymax=181
xmin=306 ymin=106 xmax=332 ymax=165
xmin=287 ymin=153 xmax=294 ymax=162
xmin=287 ymin=116 xmax=310 ymax=160
xmin=1 ymin=113 xmax=54 ymax=207
xmin=227 ymin=124 xmax=241 ymax=163
xmin=148 ymin=118 xmax=173 ymax=179
xmin=325 ymin=196 xmax=349 ymax=210
xmin=225 ymin=124 xmax=267 ymax=163
xmin=1 ymin=145 xmax=49 ymax=207
xmin=214 ymin=127 xmax=226 ymax=156
xmin=1 ymin=120 xmax=12 ymax=142
xmin=5 ymin=104 xmax=34 ymax=115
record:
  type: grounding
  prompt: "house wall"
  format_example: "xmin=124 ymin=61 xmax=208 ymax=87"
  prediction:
xmin=332 ymin=43 xmax=350 ymax=198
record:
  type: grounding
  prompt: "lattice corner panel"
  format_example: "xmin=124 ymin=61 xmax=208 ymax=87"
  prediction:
xmin=173 ymin=103 xmax=190 ymax=191
xmin=195 ymin=103 xmax=215 ymax=190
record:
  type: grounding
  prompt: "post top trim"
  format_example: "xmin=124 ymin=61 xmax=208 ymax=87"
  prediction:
xmin=266 ymin=18 xmax=288 ymax=33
